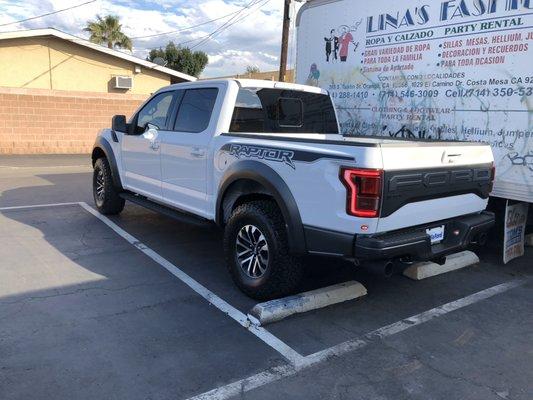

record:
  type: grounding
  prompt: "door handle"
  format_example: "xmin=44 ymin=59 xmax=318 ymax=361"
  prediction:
xmin=191 ymin=147 xmax=205 ymax=158
xmin=150 ymin=141 xmax=160 ymax=151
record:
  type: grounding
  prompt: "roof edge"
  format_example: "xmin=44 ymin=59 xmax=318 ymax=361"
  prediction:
xmin=0 ymin=28 xmax=197 ymax=82
xmin=296 ymin=0 xmax=344 ymax=27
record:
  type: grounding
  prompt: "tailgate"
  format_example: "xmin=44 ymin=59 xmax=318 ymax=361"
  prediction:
xmin=377 ymin=141 xmax=494 ymax=232
xmin=379 ymin=141 xmax=494 ymax=170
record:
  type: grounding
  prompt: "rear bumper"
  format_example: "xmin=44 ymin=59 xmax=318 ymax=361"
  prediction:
xmin=355 ymin=211 xmax=495 ymax=262
xmin=304 ymin=211 xmax=495 ymax=262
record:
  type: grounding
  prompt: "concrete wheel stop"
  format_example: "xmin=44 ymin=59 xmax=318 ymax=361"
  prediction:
xmin=248 ymin=281 xmax=367 ymax=326
xmin=403 ymin=250 xmax=480 ymax=281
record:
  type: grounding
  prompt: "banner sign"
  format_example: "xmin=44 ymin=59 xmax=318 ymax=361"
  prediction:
xmin=503 ymin=200 xmax=529 ymax=263
xmin=296 ymin=0 xmax=533 ymax=201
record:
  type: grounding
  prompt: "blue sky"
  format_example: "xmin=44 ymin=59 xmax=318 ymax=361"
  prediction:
xmin=0 ymin=0 xmax=300 ymax=77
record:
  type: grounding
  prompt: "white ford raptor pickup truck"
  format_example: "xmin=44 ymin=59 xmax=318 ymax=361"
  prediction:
xmin=91 ymin=79 xmax=495 ymax=300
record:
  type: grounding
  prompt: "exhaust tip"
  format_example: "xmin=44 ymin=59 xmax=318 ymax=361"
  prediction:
xmin=363 ymin=260 xmax=396 ymax=277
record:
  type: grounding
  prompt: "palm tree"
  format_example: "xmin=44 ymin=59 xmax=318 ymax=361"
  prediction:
xmin=84 ymin=15 xmax=132 ymax=51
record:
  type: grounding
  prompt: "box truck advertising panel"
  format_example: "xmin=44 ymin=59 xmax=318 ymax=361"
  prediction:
xmin=296 ymin=0 xmax=533 ymax=202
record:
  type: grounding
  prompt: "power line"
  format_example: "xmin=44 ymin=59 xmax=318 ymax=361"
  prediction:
xmin=190 ymin=0 xmax=264 ymax=48
xmin=138 ymin=0 xmax=267 ymax=53
xmin=130 ymin=8 xmax=248 ymax=40
xmin=137 ymin=28 xmax=216 ymax=52
xmin=190 ymin=0 xmax=271 ymax=50
xmin=0 ymin=0 xmax=96 ymax=28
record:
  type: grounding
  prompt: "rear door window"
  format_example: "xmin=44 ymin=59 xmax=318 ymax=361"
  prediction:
xmin=173 ymin=88 xmax=218 ymax=133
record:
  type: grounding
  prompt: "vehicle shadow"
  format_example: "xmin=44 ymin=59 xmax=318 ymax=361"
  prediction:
xmin=1 ymin=172 xmax=530 ymax=313
xmin=0 ymin=172 xmax=368 ymax=311
xmin=0 ymin=171 xmax=93 ymax=207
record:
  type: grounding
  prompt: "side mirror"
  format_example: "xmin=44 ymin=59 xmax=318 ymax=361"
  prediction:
xmin=112 ymin=115 xmax=127 ymax=132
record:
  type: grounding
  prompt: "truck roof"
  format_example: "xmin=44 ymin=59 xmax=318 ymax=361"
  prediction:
xmin=160 ymin=78 xmax=328 ymax=95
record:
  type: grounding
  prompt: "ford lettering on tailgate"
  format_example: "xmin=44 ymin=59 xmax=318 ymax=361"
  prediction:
xmin=381 ymin=165 xmax=492 ymax=217
xmin=388 ymin=168 xmax=491 ymax=192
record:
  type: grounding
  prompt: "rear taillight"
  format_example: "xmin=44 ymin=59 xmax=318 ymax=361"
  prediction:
xmin=489 ymin=164 xmax=496 ymax=193
xmin=340 ymin=168 xmax=383 ymax=218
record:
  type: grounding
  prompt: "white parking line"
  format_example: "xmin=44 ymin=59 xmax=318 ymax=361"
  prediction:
xmin=187 ymin=279 xmax=526 ymax=400
xmin=79 ymin=202 xmax=306 ymax=367
xmin=0 ymin=202 xmax=81 ymax=211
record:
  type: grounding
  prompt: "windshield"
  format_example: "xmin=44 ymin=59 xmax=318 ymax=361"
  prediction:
xmin=229 ymin=87 xmax=339 ymax=134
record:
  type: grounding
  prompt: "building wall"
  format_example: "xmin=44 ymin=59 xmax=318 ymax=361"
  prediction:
xmin=0 ymin=37 xmax=171 ymax=95
xmin=0 ymin=87 xmax=146 ymax=154
xmin=214 ymin=70 xmax=295 ymax=82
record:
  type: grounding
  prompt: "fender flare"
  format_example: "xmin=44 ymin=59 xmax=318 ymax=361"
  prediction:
xmin=91 ymin=136 xmax=123 ymax=190
xmin=216 ymin=160 xmax=306 ymax=254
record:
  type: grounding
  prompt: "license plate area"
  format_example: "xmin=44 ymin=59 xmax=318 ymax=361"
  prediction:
xmin=426 ymin=225 xmax=445 ymax=244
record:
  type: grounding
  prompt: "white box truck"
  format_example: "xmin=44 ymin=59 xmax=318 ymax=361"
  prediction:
xmin=295 ymin=0 xmax=532 ymax=259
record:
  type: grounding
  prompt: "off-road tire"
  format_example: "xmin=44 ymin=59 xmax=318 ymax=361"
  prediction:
xmin=93 ymin=157 xmax=125 ymax=215
xmin=223 ymin=200 xmax=303 ymax=300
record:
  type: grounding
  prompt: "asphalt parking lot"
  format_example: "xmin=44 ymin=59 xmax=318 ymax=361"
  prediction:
xmin=0 ymin=155 xmax=531 ymax=400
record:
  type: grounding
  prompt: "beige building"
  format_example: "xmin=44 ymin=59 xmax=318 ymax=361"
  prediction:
xmin=0 ymin=28 xmax=195 ymax=94
xmin=0 ymin=29 xmax=196 ymax=155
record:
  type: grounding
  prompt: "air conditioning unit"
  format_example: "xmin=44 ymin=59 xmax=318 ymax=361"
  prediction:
xmin=114 ymin=76 xmax=133 ymax=89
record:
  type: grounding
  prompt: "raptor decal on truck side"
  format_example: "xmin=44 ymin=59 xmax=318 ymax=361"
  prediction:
xmin=227 ymin=143 xmax=296 ymax=169
xmin=221 ymin=143 xmax=354 ymax=170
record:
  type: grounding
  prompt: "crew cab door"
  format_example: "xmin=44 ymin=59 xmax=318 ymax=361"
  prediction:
xmin=121 ymin=91 xmax=176 ymax=201
xmin=159 ymin=87 xmax=219 ymax=217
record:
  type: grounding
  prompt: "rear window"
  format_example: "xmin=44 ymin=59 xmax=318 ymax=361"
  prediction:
xmin=174 ymin=88 xmax=218 ymax=133
xmin=229 ymin=88 xmax=339 ymax=134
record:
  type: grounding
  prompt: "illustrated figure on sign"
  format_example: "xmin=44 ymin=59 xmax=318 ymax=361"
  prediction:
xmin=324 ymin=29 xmax=339 ymax=62
xmin=306 ymin=63 xmax=320 ymax=86
xmin=323 ymin=20 xmax=361 ymax=63
xmin=339 ymin=25 xmax=357 ymax=62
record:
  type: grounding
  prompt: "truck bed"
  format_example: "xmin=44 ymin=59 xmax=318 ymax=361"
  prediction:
xmin=219 ymin=131 xmax=494 ymax=234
